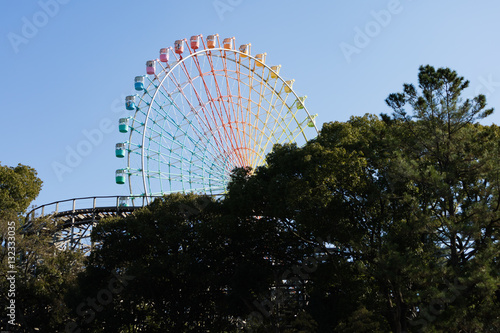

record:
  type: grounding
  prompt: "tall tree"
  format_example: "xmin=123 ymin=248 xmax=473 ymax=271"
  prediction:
xmin=226 ymin=66 xmax=500 ymax=332
xmin=385 ymin=65 xmax=500 ymax=331
xmin=0 ymin=163 xmax=84 ymax=332
xmin=1 ymin=163 xmax=44 ymax=331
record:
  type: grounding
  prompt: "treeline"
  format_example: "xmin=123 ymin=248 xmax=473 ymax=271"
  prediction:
xmin=1 ymin=65 xmax=500 ymax=332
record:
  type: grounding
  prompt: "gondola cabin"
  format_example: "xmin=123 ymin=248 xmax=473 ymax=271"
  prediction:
xmin=207 ymin=35 xmax=216 ymax=49
xmin=115 ymin=143 xmax=126 ymax=158
xmin=223 ymin=38 xmax=233 ymax=50
xmin=146 ymin=60 xmax=156 ymax=75
xmin=239 ymin=44 xmax=250 ymax=57
xmin=297 ymin=96 xmax=307 ymax=109
xmin=134 ymin=76 xmax=145 ymax=91
xmin=284 ymin=80 xmax=295 ymax=93
xmin=255 ymin=53 xmax=266 ymax=67
xmin=118 ymin=196 xmax=129 ymax=207
xmin=190 ymin=36 xmax=200 ymax=50
xmin=174 ymin=40 xmax=184 ymax=54
xmin=159 ymin=48 xmax=169 ymax=62
xmin=115 ymin=169 xmax=126 ymax=184
xmin=125 ymin=95 xmax=137 ymax=110
xmin=307 ymin=114 xmax=318 ymax=128
xmin=118 ymin=118 xmax=130 ymax=133
xmin=270 ymin=65 xmax=281 ymax=79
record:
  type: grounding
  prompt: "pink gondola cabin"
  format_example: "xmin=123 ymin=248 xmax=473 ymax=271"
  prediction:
xmin=146 ymin=60 xmax=156 ymax=75
xmin=159 ymin=48 xmax=169 ymax=63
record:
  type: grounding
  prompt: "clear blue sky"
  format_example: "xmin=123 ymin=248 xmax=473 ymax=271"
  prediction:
xmin=2 ymin=0 xmax=500 ymax=209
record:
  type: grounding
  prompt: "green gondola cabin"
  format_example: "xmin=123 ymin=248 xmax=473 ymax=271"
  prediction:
xmin=115 ymin=143 xmax=126 ymax=158
xmin=119 ymin=118 xmax=130 ymax=133
xmin=115 ymin=169 xmax=126 ymax=184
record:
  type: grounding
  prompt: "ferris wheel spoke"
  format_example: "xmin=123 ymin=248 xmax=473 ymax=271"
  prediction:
xmin=219 ymin=47 xmax=247 ymax=165
xmin=146 ymin=80 xmax=227 ymax=175
xmin=252 ymin=79 xmax=281 ymax=164
xmin=204 ymin=53 xmax=247 ymax=168
xmin=146 ymin=128 xmax=227 ymax=192
xmin=232 ymin=57 xmax=254 ymax=167
xmin=116 ymin=35 xmax=318 ymax=197
xmin=161 ymin=62 xmax=233 ymax=165
xmin=189 ymin=54 xmax=244 ymax=168
xmin=177 ymin=59 xmax=234 ymax=161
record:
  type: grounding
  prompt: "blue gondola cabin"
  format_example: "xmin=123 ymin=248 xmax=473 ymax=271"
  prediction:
xmin=134 ymin=76 xmax=145 ymax=91
xmin=125 ymin=95 xmax=137 ymax=110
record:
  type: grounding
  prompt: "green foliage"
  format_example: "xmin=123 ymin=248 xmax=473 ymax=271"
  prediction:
xmin=12 ymin=217 xmax=84 ymax=331
xmin=0 ymin=163 xmax=85 ymax=332
xmin=225 ymin=65 xmax=500 ymax=332
xmin=335 ymin=306 xmax=389 ymax=332
xmin=70 ymin=193 xmax=291 ymax=332
xmin=0 ymin=163 xmax=42 ymax=221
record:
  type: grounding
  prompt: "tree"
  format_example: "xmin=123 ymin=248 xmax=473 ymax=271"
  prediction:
xmin=0 ymin=163 xmax=43 ymax=222
xmin=70 ymin=193 xmax=290 ymax=332
xmin=385 ymin=65 xmax=500 ymax=331
xmin=1 ymin=163 xmax=44 ymax=330
xmin=0 ymin=163 xmax=85 ymax=332
xmin=70 ymin=191 xmax=324 ymax=332
xmin=14 ymin=218 xmax=84 ymax=332
xmin=225 ymin=66 xmax=500 ymax=332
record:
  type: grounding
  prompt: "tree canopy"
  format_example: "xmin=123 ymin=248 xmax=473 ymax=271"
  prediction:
xmin=0 ymin=163 xmax=43 ymax=221
xmin=0 ymin=163 xmax=84 ymax=332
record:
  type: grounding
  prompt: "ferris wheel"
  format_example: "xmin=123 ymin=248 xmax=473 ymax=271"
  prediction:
xmin=115 ymin=34 xmax=318 ymax=202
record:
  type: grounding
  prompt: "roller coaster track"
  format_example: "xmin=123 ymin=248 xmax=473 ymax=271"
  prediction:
xmin=24 ymin=195 xmax=161 ymax=253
